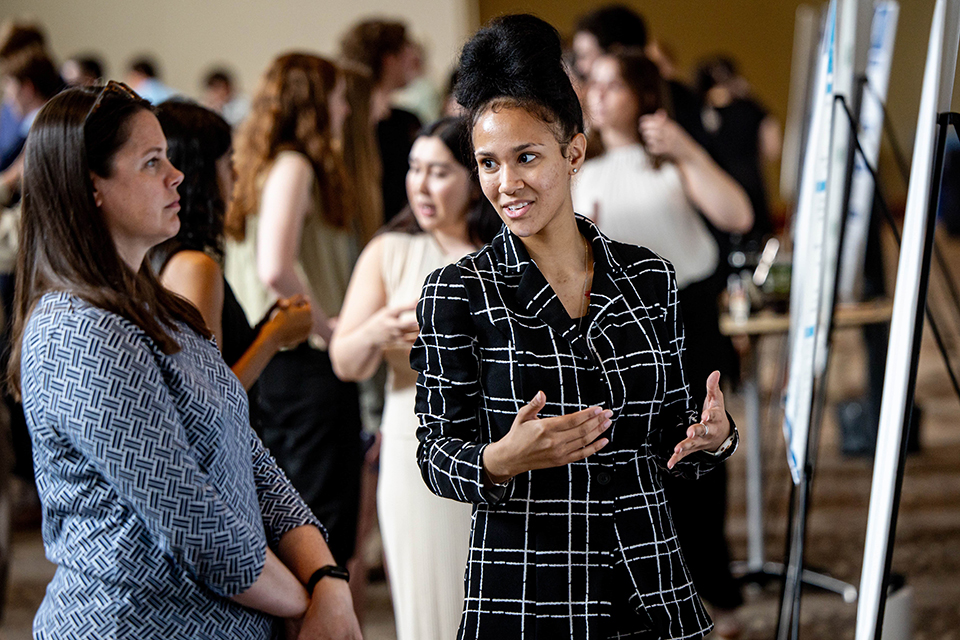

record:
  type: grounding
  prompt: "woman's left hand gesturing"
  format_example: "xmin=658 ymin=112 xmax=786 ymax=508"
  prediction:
xmin=667 ymin=371 xmax=732 ymax=469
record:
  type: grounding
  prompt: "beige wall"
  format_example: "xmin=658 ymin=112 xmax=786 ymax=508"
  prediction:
xmin=5 ymin=0 xmax=476 ymax=100
xmin=478 ymin=0 xmax=960 ymax=203
xmin=10 ymin=0 xmax=960 ymax=203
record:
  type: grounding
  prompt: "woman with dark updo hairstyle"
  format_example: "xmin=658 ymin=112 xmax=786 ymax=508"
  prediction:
xmin=411 ymin=15 xmax=738 ymax=639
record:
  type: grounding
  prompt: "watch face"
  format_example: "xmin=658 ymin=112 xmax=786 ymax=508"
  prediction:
xmin=308 ymin=565 xmax=351 ymax=593
xmin=328 ymin=566 xmax=350 ymax=580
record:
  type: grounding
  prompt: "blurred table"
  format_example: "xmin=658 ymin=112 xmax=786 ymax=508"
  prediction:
xmin=721 ymin=299 xmax=892 ymax=593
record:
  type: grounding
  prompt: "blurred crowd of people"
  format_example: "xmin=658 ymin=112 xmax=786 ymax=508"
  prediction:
xmin=0 ymin=5 xmax=781 ymax=639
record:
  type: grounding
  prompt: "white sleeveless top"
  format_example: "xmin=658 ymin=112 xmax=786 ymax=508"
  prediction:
xmin=572 ymin=143 xmax=718 ymax=289
xmin=378 ymin=231 xmax=467 ymax=394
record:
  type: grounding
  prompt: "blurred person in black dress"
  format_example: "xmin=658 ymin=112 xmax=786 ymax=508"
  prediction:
xmin=695 ymin=55 xmax=782 ymax=269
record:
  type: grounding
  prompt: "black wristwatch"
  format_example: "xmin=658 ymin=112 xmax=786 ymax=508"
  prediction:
xmin=306 ymin=565 xmax=350 ymax=594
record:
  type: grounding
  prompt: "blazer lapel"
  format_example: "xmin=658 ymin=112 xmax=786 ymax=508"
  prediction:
xmin=515 ymin=262 xmax=594 ymax=360
xmin=495 ymin=227 xmax=592 ymax=361
xmin=579 ymin=217 xmax=624 ymax=342
xmin=482 ymin=218 xmax=645 ymax=363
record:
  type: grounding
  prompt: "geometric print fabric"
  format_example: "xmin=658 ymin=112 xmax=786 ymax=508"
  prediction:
xmin=22 ymin=292 xmax=322 ymax=639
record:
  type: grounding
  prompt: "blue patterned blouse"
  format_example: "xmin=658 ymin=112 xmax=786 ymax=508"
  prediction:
xmin=21 ymin=292 xmax=322 ymax=639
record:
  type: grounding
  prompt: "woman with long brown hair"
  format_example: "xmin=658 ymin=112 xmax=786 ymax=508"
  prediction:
xmin=225 ymin=52 xmax=363 ymax=567
xmin=340 ymin=62 xmax=383 ymax=247
xmin=13 ymin=83 xmax=360 ymax=639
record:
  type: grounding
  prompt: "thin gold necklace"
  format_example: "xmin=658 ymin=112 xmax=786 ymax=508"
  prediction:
xmin=578 ymin=236 xmax=592 ymax=333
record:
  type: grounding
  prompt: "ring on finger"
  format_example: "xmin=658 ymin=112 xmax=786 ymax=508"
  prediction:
xmin=702 ymin=424 xmax=709 ymax=438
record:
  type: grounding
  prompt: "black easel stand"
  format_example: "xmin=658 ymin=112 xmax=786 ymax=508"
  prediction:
xmin=867 ymin=111 xmax=959 ymax=639
xmin=845 ymin=98 xmax=960 ymax=400
xmin=774 ymin=109 xmax=960 ymax=640
xmin=774 ymin=91 xmax=864 ymax=640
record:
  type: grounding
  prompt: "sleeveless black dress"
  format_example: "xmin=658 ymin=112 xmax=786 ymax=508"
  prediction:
xmin=150 ymin=241 xmax=264 ymax=432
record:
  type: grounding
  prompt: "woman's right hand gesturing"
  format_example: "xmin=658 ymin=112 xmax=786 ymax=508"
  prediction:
xmin=482 ymin=391 xmax=612 ymax=485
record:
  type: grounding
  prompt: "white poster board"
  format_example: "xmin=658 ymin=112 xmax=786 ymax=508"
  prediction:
xmin=781 ymin=5 xmax=824 ymax=205
xmin=814 ymin=0 xmax=859 ymax=376
xmin=783 ymin=0 xmax=837 ymax=484
xmin=855 ymin=0 xmax=960 ymax=637
xmin=838 ymin=1 xmax=900 ymax=303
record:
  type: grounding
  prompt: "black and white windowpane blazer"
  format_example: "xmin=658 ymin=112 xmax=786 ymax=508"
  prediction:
xmin=412 ymin=216 xmax=737 ymax=640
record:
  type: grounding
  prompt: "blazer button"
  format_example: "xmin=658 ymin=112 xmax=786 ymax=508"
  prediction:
xmin=596 ymin=471 xmax=612 ymax=486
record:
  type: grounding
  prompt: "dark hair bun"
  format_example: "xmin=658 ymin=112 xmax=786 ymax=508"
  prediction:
xmin=454 ymin=14 xmax=583 ymax=142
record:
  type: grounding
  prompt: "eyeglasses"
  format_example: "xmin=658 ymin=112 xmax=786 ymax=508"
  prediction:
xmin=85 ymin=80 xmax=142 ymax=121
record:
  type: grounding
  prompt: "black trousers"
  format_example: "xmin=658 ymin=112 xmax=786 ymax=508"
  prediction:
xmin=258 ymin=344 xmax=363 ymax=564
xmin=662 ymin=276 xmax=743 ymax=610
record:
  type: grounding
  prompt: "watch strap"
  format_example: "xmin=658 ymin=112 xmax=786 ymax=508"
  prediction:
xmin=706 ymin=432 xmax=736 ymax=457
xmin=306 ymin=564 xmax=350 ymax=594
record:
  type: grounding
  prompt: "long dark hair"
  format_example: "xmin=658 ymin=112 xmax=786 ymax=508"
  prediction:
xmin=605 ymin=48 xmax=669 ymax=167
xmin=382 ymin=116 xmax=501 ymax=245
xmin=454 ymin=14 xmax=584 ymax=150
xmin=152 ymin=100 xmax=232 ymax=265
xmin=8 ymin=86 xmax=210 ymax=396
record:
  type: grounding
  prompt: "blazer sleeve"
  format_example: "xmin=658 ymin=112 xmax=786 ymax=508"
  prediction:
xmin=22 ymin=310 xmax=267 ymax=598
xmin=411 ymin=264 xmax=513 ymax=505
xmin=248 ymin=427 xmax=326 ymax=547
xmin=651 ymin=262 xmax=738 ymax=479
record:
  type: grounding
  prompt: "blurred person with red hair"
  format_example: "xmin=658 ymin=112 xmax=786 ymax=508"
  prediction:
xmin=225 ymin=52 xmax=364 ymax=570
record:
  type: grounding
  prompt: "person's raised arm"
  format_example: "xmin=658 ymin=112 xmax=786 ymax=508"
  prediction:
xmin=230 ymin=296 xmax=312 ymax=389
xmin=646 ymin=261 xmax=738 ymax=477
xmin=257 ymin=152 xmax=334 ymax=343
xmin=330 ymin=235 xmax=419 ymax=382
xmin=413 ymin=265 xmax=499 ymax=503
xmin=482 ymin=391 xmax=611 ymax=485
xmin=759 ymin=114 xmax=783 ymax=166
xmin=412 ymin=265 xmax=610 ymax=503
xmin=640 ymin=109 xmax=753 ymax=234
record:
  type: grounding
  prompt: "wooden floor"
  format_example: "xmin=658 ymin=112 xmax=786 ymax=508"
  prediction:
xmin=2 ymin=231 xmax=960 ymax=640
xmin=721 ymin=228 xmax=960 ymax=640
